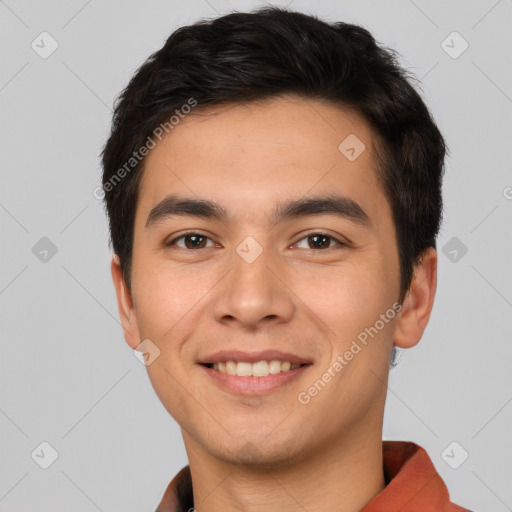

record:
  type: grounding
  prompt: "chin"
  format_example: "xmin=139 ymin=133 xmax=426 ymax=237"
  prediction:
xmin=207 ymin=435 xmax=306 ymax=469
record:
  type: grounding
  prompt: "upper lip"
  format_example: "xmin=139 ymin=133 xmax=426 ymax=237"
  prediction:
xmin=198 ymin=350 xmax=312 ymax=365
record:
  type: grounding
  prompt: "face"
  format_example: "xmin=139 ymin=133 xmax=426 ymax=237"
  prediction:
xmin=113 ymin=95 xmax=433 ymax=467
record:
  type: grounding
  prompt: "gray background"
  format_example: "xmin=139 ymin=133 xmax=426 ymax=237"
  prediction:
xmin=1 ymin=0 xmax=511 ymax=510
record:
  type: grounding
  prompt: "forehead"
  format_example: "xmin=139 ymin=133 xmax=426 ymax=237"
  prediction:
xmin=137 ymin=95 xmax=390 ymax=228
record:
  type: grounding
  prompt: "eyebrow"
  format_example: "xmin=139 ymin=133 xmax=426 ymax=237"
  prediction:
xmin=145 ymin=193 xmax=372 ymax=229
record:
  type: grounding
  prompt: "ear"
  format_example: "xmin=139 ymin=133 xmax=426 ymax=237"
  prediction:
xmin=111 ymin=254 xmax=141 ymax=350
xmin=393 ymin=247 xmax=438 ymax=349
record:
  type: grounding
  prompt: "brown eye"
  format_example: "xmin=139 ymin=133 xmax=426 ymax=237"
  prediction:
xmin=166 ymin=233 xmax=215 ymax=250
xmin=295 ymin=233 xmax=345 ymax=250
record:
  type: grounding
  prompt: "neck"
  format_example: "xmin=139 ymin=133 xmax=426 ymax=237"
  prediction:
xmin=183 ymin=424 xmax=386 ymax=512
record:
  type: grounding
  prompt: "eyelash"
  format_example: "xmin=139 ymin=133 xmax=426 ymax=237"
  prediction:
xmin=165 ymin=232 xmax=348 ymax=251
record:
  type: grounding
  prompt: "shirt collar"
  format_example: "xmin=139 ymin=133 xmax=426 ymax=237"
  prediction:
xmin=155 ymin=441 xmax=470 ymax=512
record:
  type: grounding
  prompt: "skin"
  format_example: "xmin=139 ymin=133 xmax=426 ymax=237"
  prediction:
xmin=111 ymin=95 xmax=437 ymax=512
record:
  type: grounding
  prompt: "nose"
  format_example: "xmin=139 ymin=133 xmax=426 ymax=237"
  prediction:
xmin=212 ymin=244 xmax=296 ymax=331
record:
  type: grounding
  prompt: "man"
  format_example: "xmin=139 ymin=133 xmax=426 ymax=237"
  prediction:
xmin=101 ymin=6 xmax=472 ymax=511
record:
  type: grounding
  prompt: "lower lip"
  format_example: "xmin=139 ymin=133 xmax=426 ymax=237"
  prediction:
xmin=200 ymin=364 xmax=311 ymax=396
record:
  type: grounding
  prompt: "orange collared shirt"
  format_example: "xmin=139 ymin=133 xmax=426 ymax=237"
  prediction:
xmin=155 ymin=441 xmax=473 ymax=512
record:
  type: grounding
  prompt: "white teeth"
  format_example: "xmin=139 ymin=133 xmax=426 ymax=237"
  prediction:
xmin=210 ymin=360 xmax=302 ymax=377
xmin=252 ymin=361 xmax=269 ymax=377
xmin=236 ymin=362 xmax=253 ymax=377
xmin=269 ymin=360 xmax=282 ymax=374
xmin=226 ymin=361 xmax=237 ymax=375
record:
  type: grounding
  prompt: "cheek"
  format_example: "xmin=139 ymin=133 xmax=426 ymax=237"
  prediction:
xmin=289 ymin=256 xmax=396 ymax=367
xmin=132 ymin=256 xmax=203 ymax=336
xmin=297 ymin=259 xmax=386 ymax=325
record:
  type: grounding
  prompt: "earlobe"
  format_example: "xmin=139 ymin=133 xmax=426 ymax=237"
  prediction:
xmin=111 ymin=254 xmax=141 ymax=350
xmin=393 ymin=247 xmax=438 ymax=349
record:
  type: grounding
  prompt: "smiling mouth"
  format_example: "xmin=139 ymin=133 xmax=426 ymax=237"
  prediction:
xmin=201 ymin=360 xmax=310 ymax=377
